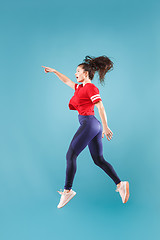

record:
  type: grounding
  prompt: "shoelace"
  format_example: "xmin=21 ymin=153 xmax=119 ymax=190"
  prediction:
xmin=57 ymin=189 xmax=63 ymax=195
xmin=57 ymin=189 xmax=71 ymax=195
xmin=115 ymin=185 xmax=122 ymax=192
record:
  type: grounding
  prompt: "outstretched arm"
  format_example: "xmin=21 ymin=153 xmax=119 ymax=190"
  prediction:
xmin=42 ymin=66 xmax=75 ymax=89
xmin=95 ymin=101 xmax=113 ymax=141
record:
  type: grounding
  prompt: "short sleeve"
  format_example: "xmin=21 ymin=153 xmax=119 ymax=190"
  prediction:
xmin=74 ymin=83 xmax=79 ymax=91
xmin=87 ymin=84 xmax=102 ymax=104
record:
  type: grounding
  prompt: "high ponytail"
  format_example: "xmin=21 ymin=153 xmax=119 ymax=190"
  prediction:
xmin=78 ymin=55 xmax=114 ymax=85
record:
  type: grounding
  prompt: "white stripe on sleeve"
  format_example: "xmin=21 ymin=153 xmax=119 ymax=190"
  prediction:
xmin=90 ymin=94 xmax=101 ymax=101
xmin=91 ymin=96 xmax=101 ymax=102
xmin=90 ymin=94 xmax=100 ymax=99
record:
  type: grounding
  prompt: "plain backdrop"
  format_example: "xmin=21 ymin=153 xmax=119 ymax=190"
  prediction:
xmin=0 ymin=0 xmax=160 ymax=239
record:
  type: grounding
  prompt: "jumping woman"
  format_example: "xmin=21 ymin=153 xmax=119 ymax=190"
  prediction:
xmin=42 ymin=55 xmax=130 ymax=208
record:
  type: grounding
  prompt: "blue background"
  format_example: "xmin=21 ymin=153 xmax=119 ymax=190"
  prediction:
xmin=0 ymin=0 xmax=159 ymax=239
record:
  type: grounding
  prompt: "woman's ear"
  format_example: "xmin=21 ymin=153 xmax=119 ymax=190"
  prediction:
xmin=85 ymin=71 xmax=89 ymax=78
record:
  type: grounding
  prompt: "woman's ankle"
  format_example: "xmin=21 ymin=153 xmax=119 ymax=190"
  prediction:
xmin=64 ymin=189 xmax=71 ymax=193
xmin=116 ymin=181 xmax=121 ymax=187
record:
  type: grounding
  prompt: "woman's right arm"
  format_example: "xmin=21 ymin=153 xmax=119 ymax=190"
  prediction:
xmin=42 ymin=66 xmax=75 ymax=89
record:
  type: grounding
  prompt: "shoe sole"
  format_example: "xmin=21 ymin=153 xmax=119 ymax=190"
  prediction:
xmin=124 ymin=181 xmax=129 ymax=203
xmin=57 ymin=192 xmax=76 ymax=208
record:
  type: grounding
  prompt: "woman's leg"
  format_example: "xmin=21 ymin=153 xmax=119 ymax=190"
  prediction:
xmin=64 ymin=117 xmax=100 ymax=190
xmin=64 ymin=143 xmax=78 ymax=190
xmin=88 ymin=124 xmax=121 ymax=185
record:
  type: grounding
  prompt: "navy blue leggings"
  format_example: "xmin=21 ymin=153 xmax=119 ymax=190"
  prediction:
xmin=64 ymin=114 xmax=121 ymax=190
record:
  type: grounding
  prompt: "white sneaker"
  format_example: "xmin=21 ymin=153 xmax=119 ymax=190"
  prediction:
xmin=57 ymin=189 xmax=76 ymax=208
xmin=116 ymin=181 xmax=129 ymax=203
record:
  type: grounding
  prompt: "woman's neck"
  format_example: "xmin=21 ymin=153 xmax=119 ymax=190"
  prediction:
xmin=83 ymin=80 xmax=91 ymax=87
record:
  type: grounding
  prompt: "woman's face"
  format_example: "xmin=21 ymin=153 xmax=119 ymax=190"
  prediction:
xmin=75 ymin=66 xmax=87 ymax=83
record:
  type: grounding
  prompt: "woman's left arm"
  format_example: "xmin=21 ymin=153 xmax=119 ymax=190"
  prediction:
xmin=95 ymin=101 xmax=113 ymax=141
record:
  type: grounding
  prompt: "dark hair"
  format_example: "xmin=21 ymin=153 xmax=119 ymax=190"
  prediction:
xmin=78 ymin=55 xmax=114 ymax=86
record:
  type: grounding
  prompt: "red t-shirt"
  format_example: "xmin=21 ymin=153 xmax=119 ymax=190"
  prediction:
xmin=68 ymin=82 xmax=102 ymax=115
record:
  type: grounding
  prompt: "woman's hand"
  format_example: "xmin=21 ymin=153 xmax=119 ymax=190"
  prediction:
xmin=42 ymin=66 xmax=56 ymax=73
xmin=102 ymin=126 xmax=113 ymax=141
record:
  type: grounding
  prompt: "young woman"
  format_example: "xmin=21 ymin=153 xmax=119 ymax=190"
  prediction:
xmin=42 ymin=55 xmax=129 ymax=208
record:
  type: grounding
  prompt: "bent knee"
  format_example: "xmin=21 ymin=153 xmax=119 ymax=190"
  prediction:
xmin=92 ymin=155 xmax=104 ymax=166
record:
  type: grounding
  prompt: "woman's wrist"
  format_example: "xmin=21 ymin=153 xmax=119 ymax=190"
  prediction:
xmin=103 ymin=125 xmax=109 ymax=131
